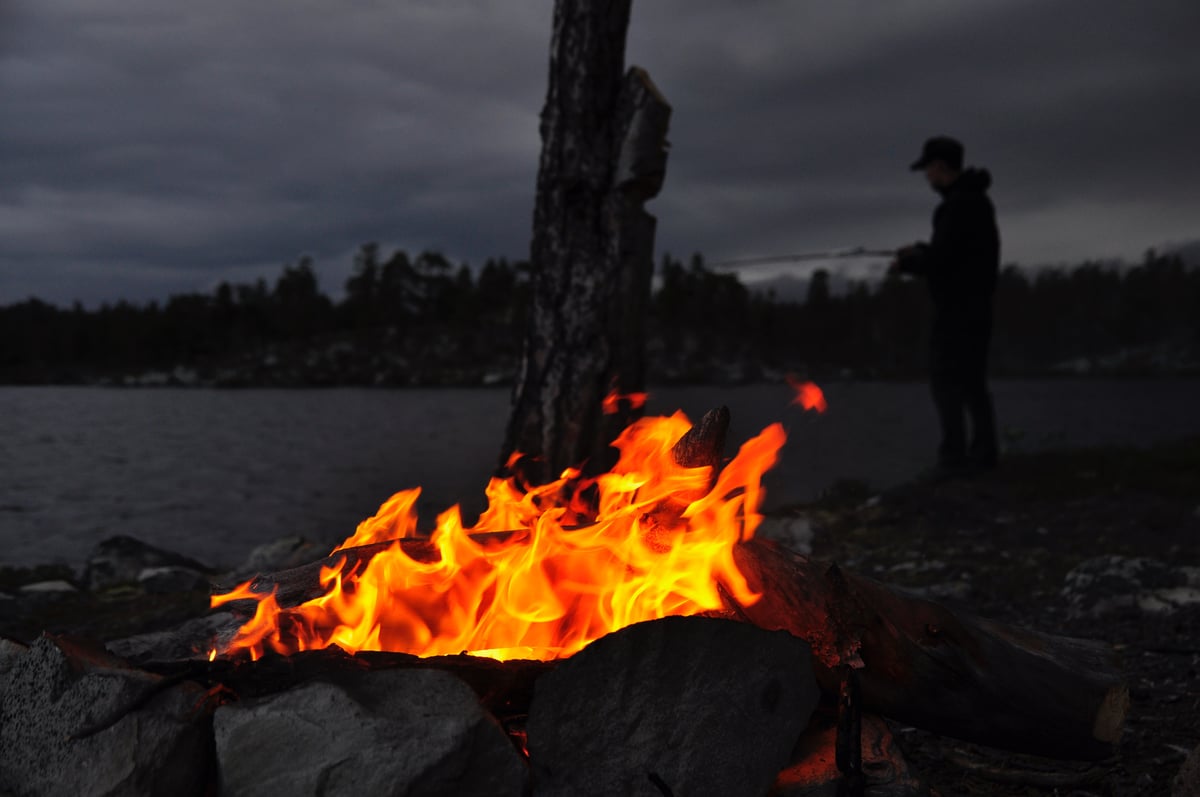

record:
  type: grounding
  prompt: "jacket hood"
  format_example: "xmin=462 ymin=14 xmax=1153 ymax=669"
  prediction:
xmin=946 ymin=167 xmax=992 ymax=195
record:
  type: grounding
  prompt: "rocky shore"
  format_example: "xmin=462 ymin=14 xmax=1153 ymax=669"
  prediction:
xmin=2 ymin=437 xmax=1198 ymax=794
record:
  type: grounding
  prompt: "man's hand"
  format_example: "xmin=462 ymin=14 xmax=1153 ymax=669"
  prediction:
xmin=890 ymin=242 xmax=927 ymax=276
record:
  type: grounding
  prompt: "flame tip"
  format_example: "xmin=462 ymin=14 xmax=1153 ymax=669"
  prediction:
xmin=222 ymin=409 xmax=778 ymax=661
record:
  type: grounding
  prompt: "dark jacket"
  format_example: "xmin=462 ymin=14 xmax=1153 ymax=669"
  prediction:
xmin=897 ymin=168 xmax=1000 ymax=329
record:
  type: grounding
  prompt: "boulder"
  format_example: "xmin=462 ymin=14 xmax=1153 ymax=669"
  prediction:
xmin=138 ymin=565 xmax=211 ymax=594
xmin=526 ymin=615 xmax=820 ymax=797
xmin=0 ymin=635 xmax=212 ymax=796
xmin=84 ymin=535 xmax=212 ymax=591
xmin=213 ymin=667 xmax=527 ymax=797
xmin=229 ymin=535 xmax=328 ymax=580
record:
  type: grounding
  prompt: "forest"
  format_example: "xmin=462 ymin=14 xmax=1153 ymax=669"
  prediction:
xmin=1 ymin=245 xmax=1196 ymax=387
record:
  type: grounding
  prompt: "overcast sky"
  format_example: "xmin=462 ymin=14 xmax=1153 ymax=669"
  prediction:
xmin=2 ymin=1 xmax=1197 ymax=307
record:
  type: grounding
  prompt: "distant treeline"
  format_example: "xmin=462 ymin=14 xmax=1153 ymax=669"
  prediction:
xmin=1 ymin=245 xmax=1196 ymax=386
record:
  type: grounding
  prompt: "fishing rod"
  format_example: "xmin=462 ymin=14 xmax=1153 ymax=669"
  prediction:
xmin=707 ymin=246 xmax=897 ymax=271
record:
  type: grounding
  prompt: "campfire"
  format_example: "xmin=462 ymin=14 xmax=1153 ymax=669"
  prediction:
xmin=209 ymin=406 xmax=783 ymax=662
xmin=0 ymin=392 xmax=1131 ymax=796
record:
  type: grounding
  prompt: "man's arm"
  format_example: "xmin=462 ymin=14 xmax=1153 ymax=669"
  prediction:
xmin=890 ymin=242 xmax=931 ymax=276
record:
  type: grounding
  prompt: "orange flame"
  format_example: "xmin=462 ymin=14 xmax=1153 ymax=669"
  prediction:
xmin=601 ymin=388 xmax=649 ymax=415
xmin=211 ymin=412 xmax=785 ymax=662
xmin=786 ymin=375 xmax=827 ymax=413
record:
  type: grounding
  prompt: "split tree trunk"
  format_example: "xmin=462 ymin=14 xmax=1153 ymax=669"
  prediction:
xmin=500 ymin=0 xmax=671 ymax=483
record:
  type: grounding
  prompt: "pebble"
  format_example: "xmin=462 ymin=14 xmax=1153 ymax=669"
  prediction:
xmin=18 ymin=580 xmax=77 ymax=594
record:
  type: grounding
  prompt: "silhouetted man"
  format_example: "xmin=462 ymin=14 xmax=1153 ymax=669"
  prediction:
xmin=892 ymin=136 xmax=1000 ymax=475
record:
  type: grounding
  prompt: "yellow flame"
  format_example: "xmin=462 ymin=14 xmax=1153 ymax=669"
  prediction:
xmin=212 ymin=411 xmax=785 ymax=661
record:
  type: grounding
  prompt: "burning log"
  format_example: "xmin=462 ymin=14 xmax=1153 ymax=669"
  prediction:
xmin=213 ymin=406 xmax=732 ymax=611
xmin=728 ymin=539 xmax=1128 ymax=762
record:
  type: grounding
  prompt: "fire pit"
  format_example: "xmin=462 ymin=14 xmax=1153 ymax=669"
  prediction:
xmin=0 ymin=404 xmax=1128 ymax=796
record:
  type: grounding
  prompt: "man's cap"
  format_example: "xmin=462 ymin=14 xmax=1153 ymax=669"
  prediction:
xmin=910 ymin=136 xmax=964 ymax=171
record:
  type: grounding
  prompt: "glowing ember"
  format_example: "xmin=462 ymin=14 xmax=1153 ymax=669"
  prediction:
xmin=601 ymin=388 xmax=649 ymax=414
xmin=211 ymin=412 xmax=785 ymax=662
xmin=786 ymin=376 xmax=827 ymax=414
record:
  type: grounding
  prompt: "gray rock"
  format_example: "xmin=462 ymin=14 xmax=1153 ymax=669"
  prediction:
xmin=230 ymin=535 xmax=328 ymax=580
xmin=758 ymin=515 xmax=816 ymax=555
xmin=17 ymin=579 xmax=77 ymax=593
xmin=0 ymin=635 xmax=212 ymax=797
xmin=137 ymin=565 xmax=211 ymax=593
xmin=899 ymin=580 xmax=973 ymax=604
xmin=214 ymin=667 xmax=527 ymax=797
xmin=0 ymin=639 xmax=29 ymax=699
xmin=1174 ymin=740 xmax=1200 ymax=797
xmin=526 ymin=615 xmax=820 ymax=797
xmin=84 ymin=534 xmax=212 ymax=591
xmin=1063 ymin=555 xmax=1200 ymax=617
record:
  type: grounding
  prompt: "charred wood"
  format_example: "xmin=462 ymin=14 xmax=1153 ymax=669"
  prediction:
xmin=140 ymin=646 xmax=552 ymax=723
xmin=729 ymin=540 xmax=1128 ymax=761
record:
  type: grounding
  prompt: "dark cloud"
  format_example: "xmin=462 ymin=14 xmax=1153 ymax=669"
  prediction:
xmin=1 ymin=1 xmax=1196 ymax=306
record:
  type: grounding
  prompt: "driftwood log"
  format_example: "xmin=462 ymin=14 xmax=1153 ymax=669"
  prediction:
xmin=212 ymin=407 xmax=1128 ymax=762
xmin=729 ymin=539 xmax=1128 ymax=761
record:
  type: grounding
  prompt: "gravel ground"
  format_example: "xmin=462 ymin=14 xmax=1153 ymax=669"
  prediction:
xmin=781 ymin=436 xmax=1200 ymax=796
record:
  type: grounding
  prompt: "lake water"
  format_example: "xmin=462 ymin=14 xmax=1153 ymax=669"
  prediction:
xmin=3 ymin=380 xmax=1199 ymax=569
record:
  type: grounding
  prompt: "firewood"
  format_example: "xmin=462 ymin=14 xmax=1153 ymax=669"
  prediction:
xmin=141 ymin=646 xmax=552 ymax=723
xmin=213 ymin=531 xmax=529 ymax=611
xmin=729 ymin=539 xmax=1128 ymax=761
xmin=219 ymin=406 xmax=733 ymax=609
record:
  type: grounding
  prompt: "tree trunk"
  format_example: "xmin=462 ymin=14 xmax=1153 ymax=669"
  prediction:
xmin=500 ymin=0 xmax=670 ymax=483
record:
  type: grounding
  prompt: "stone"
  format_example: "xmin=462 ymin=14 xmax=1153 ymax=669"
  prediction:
xmin=1175 ymin=741 xmax=1200 ymax=797
xmin=0 ymin=638 xmax=29 ymax=699
xmin=83 ymin=534 xmax=212 ymax=591
xmin=759 ymin=515 xmax=816 ymax=555
xmin=213 ymin=667 xmax=527 ymax=797
xmin=1062 ymin=555 xmax=1200 ymax=617
xmin=17 ymin=579 xmax=77 ymax=593
xmin=137 ymin=565 xmax=211 ymax=593
xmin=229 ymin=535 xmax=328 ymax=580
xmin=526 ymin=615 xmax=820 ymax=797
xmin=0 ymin=635 xmax=212 ymax=796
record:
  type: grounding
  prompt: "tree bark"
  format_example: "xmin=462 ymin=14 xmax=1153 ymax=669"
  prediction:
xmin=729 ymin=540 xmax=1128 ymax=761
xmin=500 ymin=1 xmax=670 ymax=483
